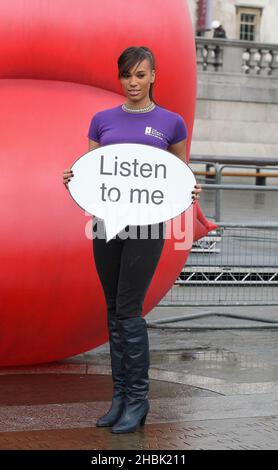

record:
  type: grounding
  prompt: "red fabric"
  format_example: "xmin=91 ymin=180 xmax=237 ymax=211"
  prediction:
xmin=194 ymin=204 xmax=219 ymax=239
xmin=0 ymin=0 xmax=216 ymax=366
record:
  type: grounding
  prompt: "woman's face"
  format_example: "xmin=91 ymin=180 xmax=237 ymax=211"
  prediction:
xmin=119 ymin=59 xmax=155 ymax=103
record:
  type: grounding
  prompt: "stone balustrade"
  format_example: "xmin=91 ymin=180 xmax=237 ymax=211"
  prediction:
xmin=196 ymin=38 xmax=278 ymax=76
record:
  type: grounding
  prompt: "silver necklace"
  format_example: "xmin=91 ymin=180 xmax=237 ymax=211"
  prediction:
xmin=122 ymin=101 xmax=156 ymax=113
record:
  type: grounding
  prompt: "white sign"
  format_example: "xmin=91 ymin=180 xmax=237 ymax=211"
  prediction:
xmin=68 ymin=143 xmax=196 ymax=242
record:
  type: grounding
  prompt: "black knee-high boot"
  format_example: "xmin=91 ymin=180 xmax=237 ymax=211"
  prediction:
xmin=96 ymin=312 xmax=126 ymax=427
xmin=111 ymin=316 xmax=150 ymax=434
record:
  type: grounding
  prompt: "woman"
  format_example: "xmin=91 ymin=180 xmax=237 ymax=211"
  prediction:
xmin=63 ymin=46 xmax=202 ymax=434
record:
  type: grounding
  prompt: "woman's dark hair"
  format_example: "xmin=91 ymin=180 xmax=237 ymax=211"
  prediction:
xmin=117 ymin=46 xmax=156 ymax=104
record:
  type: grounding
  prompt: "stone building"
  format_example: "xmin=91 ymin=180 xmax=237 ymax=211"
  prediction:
xmin=188 ymin=0 xmax=278 ymax=44
xmin=187 ymin=0 xmax=278 ymax=159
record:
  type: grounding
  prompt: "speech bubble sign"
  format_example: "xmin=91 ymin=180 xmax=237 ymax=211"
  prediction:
xmin=68 ymin=143 xmax=196 ymax=242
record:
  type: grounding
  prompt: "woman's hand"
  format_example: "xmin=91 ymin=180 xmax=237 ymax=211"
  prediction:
xmin=191 ymin=183 xmax=202 ymax=204
xmin=63 ymin=169 xmax=74 ymax=190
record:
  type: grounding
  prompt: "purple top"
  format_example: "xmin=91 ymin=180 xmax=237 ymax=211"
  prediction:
xmin=87 ymin=104 xmax=187 ymax=150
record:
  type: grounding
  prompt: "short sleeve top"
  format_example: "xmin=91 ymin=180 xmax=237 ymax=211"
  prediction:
xmin=87 ymin=104 xmax=187 ymax=150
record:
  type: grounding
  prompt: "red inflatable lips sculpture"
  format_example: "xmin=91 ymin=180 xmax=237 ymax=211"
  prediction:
xmin=0 ymin=0 xmax=217 ymax=366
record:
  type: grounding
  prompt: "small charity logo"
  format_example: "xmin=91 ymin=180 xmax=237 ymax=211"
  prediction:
xmin=145 ymin=126 xmax=164 ymax=141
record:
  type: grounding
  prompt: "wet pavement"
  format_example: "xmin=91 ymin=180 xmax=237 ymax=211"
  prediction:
xmin=0 ymin=305 xmax=278 ymax=450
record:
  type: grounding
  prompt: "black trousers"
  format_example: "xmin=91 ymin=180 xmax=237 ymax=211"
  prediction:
xmin=93 ymin=219 xmax=166 ymax=320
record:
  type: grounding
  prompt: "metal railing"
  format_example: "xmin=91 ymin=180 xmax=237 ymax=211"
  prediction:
xmin=158 ymin=172 xmax=278 ymax=307
xmin=189 ymin=155 xmax=278 ymax=222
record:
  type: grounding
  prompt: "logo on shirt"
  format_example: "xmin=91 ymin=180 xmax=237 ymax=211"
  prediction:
xmin=145 ymin=126 xmax=165 ymax=141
